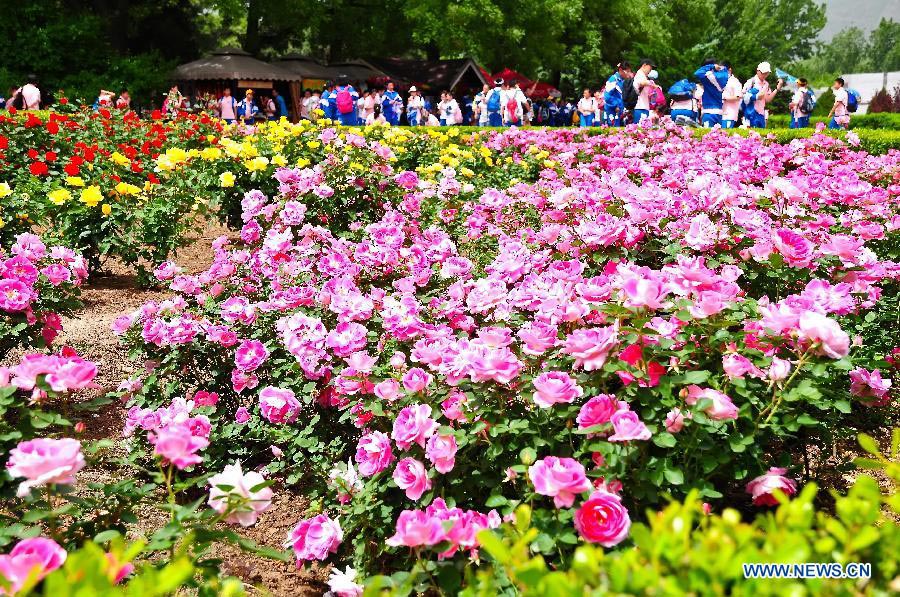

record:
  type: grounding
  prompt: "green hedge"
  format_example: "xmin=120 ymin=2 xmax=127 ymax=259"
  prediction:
xmin=767 ymin=112 xmax=900 ymax=130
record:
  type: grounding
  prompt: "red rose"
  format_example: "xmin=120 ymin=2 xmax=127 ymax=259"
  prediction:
xmin=27 ymin=149 xmax=39 ymax=160
xmin=64 ymin=163 xmax=80 ymax=176
xmin=574 ymin=490 xmax=631 ymax=547
xmin=59 ymin=97 xmax=69 ymax=105
xmin=46 ymin=121 xmax=59 ymax=134
xmin=29 ymin=161 xmax=49 ymax=176
xmin=0 ymin=136 xmax=7 ymax=149
xmin=45 ymin=151 xmax=57 ymax=162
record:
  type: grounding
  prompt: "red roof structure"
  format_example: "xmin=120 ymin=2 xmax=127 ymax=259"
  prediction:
xmin=491 ymin=68 xmax=559 ymax=99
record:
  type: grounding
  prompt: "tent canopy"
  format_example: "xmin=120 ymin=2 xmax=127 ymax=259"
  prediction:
xmin=174 ymin=47 xmax=303 ymax=82
xmin=275 ymin=54 xmax=338 ymax=81
xmin=491 ymin=68 xmax=559 ymax=99
xmin=326 ymin=59 xmax=388 ymax=84
xmin=366 ymin=57 xmax=489 ymax=92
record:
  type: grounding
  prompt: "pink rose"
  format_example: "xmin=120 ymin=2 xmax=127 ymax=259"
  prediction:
xmin=259 ymin=386 xmax=301 ymax=424
xmin=235 ymin=406 xmax=251 ymax=423
xmin=576 ymin=394 xmax=625 ymax=430
xmin=374 ymin=378 xmax=402 ymax=402
xmin=685 ymin=385 xmax=739 ymax=420
xmin=532 ymin=371 xmax=583 ymax=408
xmin=7 ymin=437 xmax=85 ymax=497
xmin=355 ymin=431 xmax=395 ymax=477
xmin=208 ymin=463 xmax=273 ymax=526
xmin=391 ymin=404 xmax=438 ymax=450
xmin=393 ymin=458 xmax=432 ymax=501
xmin=150 ymin=422 xmax=209 ymax=469
xmin=193 ymin=390 xmax=219 ymax=407
xmin=849 ymin=367 xmax=892 ymax=405
xmin=441 ymin=393 xmax=467 ymax=422
xmin=425 ymin=433 xmax=458 ymax=473
xmin=664 ymin=408 xmax=691 ymax=433
xmin=797 ymin=311 xmax=850 ymax=359
xmin=528 ymin=456 xmax=592 ymax=508
xmin=0 ymin=537 xmax=67 ymax=593
xmin=286 ymin=514 xmax=343 ymax=563
xmin=563 ymin=326 xmax=618 ymax=371
xmin=608 ymin=410 xmax=651 ymax=442
xmin=401 ymin=368 xmax=433 ymax=393
xmin=574 ymin=490 xmax=631 ymax=547
xmin=385 ymin=510 xmax=446 ymax=547
xmin=234 ymin=339 xmax=269 ymax=371
xmin=745 ymin=467 xmax=797 ymax=506
xmin=768 ymin=357 xmax=792 ymax=381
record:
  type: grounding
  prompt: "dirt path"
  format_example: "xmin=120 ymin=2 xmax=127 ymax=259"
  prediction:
xmin=49 ymin=222 xmax=326 ymax=596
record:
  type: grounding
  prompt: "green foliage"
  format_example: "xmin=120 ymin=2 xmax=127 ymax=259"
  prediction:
xmin=364 ymin=431 xmax=900 ymax=596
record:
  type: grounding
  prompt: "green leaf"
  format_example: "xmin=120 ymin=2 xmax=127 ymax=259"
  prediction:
xmin=858 ymin=433 xmax=880 ymax=456
xmin=653 ymin=432 xmax=677 ymax=448
xmin=663 ymin=468 xmax=684 ymax=485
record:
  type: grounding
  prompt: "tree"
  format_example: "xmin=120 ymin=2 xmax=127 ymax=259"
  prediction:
xmin=868 ymin=18 xmax=900 ymax=72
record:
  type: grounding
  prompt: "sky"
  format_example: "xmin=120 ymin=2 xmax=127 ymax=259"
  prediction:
xmin=820 ymin=0 xmax=900 ymax=40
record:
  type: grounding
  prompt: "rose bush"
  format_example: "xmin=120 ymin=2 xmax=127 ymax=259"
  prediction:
xmin=111 ymin=119 xmax=898 ymax=588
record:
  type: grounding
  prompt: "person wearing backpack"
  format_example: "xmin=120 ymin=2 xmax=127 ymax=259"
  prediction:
xmin=693 ymin=58 xmax=729 ymax=127
xmin=272 ymin=89 xmax=289 ymax=120
xmin=406 ymin=86 xmax=425 ymax=126
xmin=741 ymin=62 xmax=782 ymax=128
xmin=319 ymin=82 xmax=335 ymax=120
xmin=237 ymin=89 xmax=259 ymax=125
xmin=631 ymin=59 xmax=656 ymax=124
xmin=789 ymin=78 xmax=815 ymax=128
xmin=334 ymin=77 xmax=359 ymax=125
xmin=485 ymin=78 xmax=505 ymax=127
xmin=504 ymin=81 xmax=526 ymax=126
xmin=668 ymin=79 xmax=698 ymax=124
xmin=603 ymin=62 xmax=632 ymax=126
xmin=827 ymin=77 xmax=852 ymax=130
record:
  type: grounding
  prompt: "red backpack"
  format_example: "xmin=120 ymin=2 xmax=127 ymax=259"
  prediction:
xmin=336 ymin=88 xmax=354 ymax=114
xmin=506 ymin=97 xmax=519 ymax=124
xmin=650 ymin=87 xmax=665 ymax=109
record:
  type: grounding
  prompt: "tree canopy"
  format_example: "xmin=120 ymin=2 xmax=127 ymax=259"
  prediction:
xmin=0 ymin=0 xmax=837 ymax=104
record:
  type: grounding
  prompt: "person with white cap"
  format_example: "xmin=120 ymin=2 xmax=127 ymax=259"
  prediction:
xmin=406 ymin=86 xmax=425 ymax=126
xmin=741 ymin=61 xmax=782 ymax=128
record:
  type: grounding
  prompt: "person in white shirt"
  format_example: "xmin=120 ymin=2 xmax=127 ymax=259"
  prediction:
xmin=577 ymin=88 xmax=596 ymax=127
xmin=406 ymin=86 xmax=425 ymax=126
xmin=502 ymin=81 xmax=524 ymax=126
xmin=357 ymin=92 xmax=368 ymax=122
xmin=720 ymin=63 xmax=742 ymax=128
xmin=592 ymin=90 xmax=604 ymax=126
xmin=425 ymin=110 xmax=440 ymax=126
xmin=632 ymin=59 xmax=656 ymax=124
xmin=741 ymin=62 xmax=782 ymax=128
xmin=365 ymin=104 xmax=388 ymax=125
xmin=438 ymin=91 xmax=460 ymax=126
xmin=19 ymin=75 xmax=41 ymax=110
xmin=827 ymin=77 xmax=850 ymax=130
xmin=473 ymin=84 xmax=490 ymax=126
xmin=218 ymin=88 xmax=238 ymax=123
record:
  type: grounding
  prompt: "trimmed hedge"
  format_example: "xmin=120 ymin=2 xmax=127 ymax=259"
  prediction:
xmin=767 ymin=112 xmax=900 ymax=130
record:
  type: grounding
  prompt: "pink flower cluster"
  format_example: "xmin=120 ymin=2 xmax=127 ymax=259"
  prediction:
xmin=1 ymin=349 xmax=98 ymax=401
xmin=385 ymin=498 xmax=500 ymax=559
xmin=125 ymin=397 xmax=210 ymax=469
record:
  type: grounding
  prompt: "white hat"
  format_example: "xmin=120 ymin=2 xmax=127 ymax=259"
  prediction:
xmin=648 ymin=69 xmax=659 ymax=80
xmin=408 ymin=85 xmax=417 ymax=92
xmin=757 ymin=61 xmax=772 ymax=73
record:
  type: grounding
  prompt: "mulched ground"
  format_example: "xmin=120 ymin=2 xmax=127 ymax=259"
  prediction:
xmin=40 ymin=222 xmax=326 ymax=596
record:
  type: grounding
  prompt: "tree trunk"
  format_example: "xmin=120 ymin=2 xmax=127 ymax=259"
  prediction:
xmin=245 ymin=0 xmax=261 ymax=55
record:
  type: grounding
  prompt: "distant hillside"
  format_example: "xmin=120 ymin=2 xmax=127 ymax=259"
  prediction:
xmin=820 ymin=0 xmax=900 ymax=40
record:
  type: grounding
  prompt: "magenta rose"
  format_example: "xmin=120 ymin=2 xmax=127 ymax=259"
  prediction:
xmin=259 ymin=386 xmax=301 ymax=424
xmin=532 ymin=371 xmax=583 ymax=408
xmin=286 ymin=513 xmax=342 ymax=563
xmin=425 ymin=433 xmax=458 ymax=474
xmin=576 ymin=394 xmax=624 ymax=430
xmin=574 ymin=490 xmax=631 ymax=547
xmin=355 ymin=431 xmax=395 ymax=477
xmin=685 ymin=385 xmax=739 ymax=420
xmin=234 ymin=339 xmax=269 ymax=371
xmin=7 ymin=437 xmax=85 ymax=497
xmin=150 ymin=421 xmax=209 ymax=470
xmin=401 ymin=367 xmax=433 ymax=393
xmin=608 ymin=410 xmax=651 ymax=442
xmin=393 ymin=458 xmax=432 ymax=501
xmin=385 ymin=510 xmax=446 ymax=547
xmin=528 ymin=456 xmax=592 ymax=508
xmin=0 ymin=537 xmax=67 ymax=593
xmin=745 ymin=467 xmax=797 ymax=506
xmin=391 ymin=404 xmax=438 ymax=450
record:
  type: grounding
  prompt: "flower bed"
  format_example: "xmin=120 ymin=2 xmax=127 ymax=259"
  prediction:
xmin=112 ymin=121 xmax=898 ymax=588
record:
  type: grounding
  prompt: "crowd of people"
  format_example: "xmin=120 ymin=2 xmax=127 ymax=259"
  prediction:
xmin=3 ymin=60 xmax=859 ymax=131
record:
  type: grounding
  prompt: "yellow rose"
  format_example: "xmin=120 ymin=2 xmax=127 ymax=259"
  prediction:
xmin=115 ymin=182 xmax=141 ymax=196
xmin=200 ymin=147 xmax=222 ymax=161
xmin=244 ymin=156 xmax=269 ymax=172
xmin=101 ymin=203 xmax=112 ymax=215
xmin=220 ymin=172 xmax=236 ymax=188
xmin=296 ymin=158 xmax=310 ymax=168
xmin=80 ymin=185 xmax=103 ymax=207
xmin=66 ymin=176 xmax=85 ymax=187
xmin=48 ymin=188 xmax=72 ymax=205
xmin=306 ymin=141 xmax=321 ymax=149
xmin=110 ymin=151 xmax=130 ymax=167
xmin=272 ymin=154 xmax=287 ymax=167
xmin=0 ymin=182 xmax=11 ymax=198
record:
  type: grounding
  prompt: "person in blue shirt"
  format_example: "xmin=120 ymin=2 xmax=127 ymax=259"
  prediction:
xmin=319 ymin=82 xmax=336 ymax=121
xmin=333 ymin=77 xmax=360 ymax=125
xmin=693 ymin=58 xmax=729 ymax=127
xmin=603 ymin=62 xmax=632 ymax=126
xmin=272 ymin=89 xmax=289 ymax=120
xmin=237 ymin=89 xmax=259 ymax=125
xmin=381 ymin=81 xmax=403 ymax=125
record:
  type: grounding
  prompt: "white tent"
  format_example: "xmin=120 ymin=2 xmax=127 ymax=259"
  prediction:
xmin=839 ymin=71 xmax=900 ymax=113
